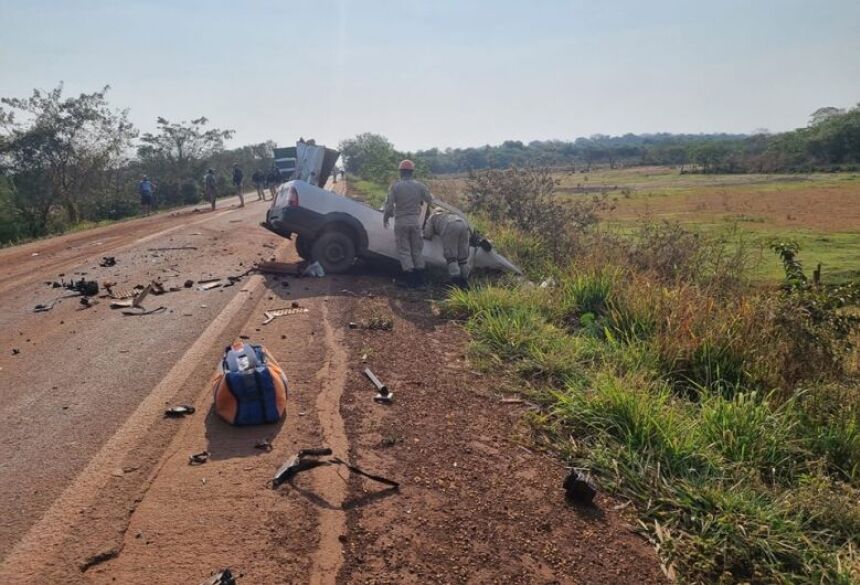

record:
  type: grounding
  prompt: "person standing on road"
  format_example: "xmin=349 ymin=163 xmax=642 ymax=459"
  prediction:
xmin=232 ymin=164 xmax=244 ymax=207
xmin=138 ymin=175 xmax=156 ymax=215
xmin=252 ymin=169 xmax=265 ymax=201
xmin=204 ymin=168 xmax=218 ymax=211
xmin=383 ymin=159 xmax=433 ymax=289
xmin=267 ymin=166 xmax=281 ymax=200
xmin=424 ymin=209 xmax=471 ymax=288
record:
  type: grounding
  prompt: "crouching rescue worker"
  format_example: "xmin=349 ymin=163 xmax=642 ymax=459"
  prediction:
xmin=383 ymin=160 xmax=433 ymax=289
xmin=424 ymin=209 xmax=471 ymax=288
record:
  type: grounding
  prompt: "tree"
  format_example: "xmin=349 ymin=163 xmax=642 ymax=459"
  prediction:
xmin=809 ymin=107 xmax=844 ymax=127
xmin=0 ymin=83 xmax=136 ymax=226
xmin=338 ymin=133 xmax=399 ymax=183
xmin=137 ymin=117 xmax=234 ymax=205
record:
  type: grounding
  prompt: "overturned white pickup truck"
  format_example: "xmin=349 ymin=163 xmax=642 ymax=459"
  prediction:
xmin=261 ymin=144 xmax=521 ymax=275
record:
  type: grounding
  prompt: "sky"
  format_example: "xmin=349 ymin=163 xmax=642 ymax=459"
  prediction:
xmin=1 ymin=0 xmax=859 ymax=152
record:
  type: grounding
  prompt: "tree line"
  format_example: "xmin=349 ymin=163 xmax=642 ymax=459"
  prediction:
xmin=341 ymin=103 xmax=860 ymax=182
xmin=0 ymin=84 xmax=275 ymax=244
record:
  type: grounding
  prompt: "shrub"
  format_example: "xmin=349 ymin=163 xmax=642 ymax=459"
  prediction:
xmin=464 ymin=167 xmax=608 ymax=262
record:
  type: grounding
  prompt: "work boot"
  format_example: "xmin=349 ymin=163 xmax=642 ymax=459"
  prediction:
xmin=412 ymin=269 xmax=428 ymax=291
xmin=395 ymin=271 xmax=414 ymax=288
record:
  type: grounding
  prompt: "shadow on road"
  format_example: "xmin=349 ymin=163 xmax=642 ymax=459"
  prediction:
xmin=203 ymin=404 xmax=286 ymax=461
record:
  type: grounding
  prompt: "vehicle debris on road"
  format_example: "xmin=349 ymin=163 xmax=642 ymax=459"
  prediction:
xmin=364 ymin=368 xmax=393 ymax=404
xmin=271 ymin=447 xmax=399 ymax=490
xmin=147 ymin=246 xmax=198 ymax=252
xmin=563 ymin=469 xmax=598 ymax=505
xmin=121 ymin=305 xmax=166 ymax=316
xmin=261 ymin=306 xmax=309 ymax=325
xmin=255 ymin=260 xmax=302 ymax=276
xmin=99 ymin=256 xmax=117 ymax=267
xmin=189 ymin=450 xmax=210 ymax=465
xmin=254 ymin=438 xmax=274 ymax=452
xmin=199 ymin=568 xmax=236 ymax=585
xmin=164 ymin=405 xmax=196 ymax=418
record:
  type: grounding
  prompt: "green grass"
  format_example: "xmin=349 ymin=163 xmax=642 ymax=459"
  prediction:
xmin=445 ymin=264 xmax=860 ymax=584
xmin=351 ymin=179 xmax=388 ymax=208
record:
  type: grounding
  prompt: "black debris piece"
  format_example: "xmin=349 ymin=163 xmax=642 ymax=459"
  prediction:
xmin=184 ymin=279 xmax=195 ymax=288
xmin=11 ymin=348 xmax=20 ymax=355
xmin=199 ymin=569 xmax=236 ymax=585
xmin=563 ymin=469 xmax=598 ymax=506
xmin=255 ymin=438 xmax=273 ymax=452
xmin=164 ymin=405 xmax=196 ymax=418
xmin=189 ymin=450 xmax=210 ymax=465
xmin=99 ymin=256 xmax=117 ymax=267
xmin=67 ymin=279 xmax=99 ymax=297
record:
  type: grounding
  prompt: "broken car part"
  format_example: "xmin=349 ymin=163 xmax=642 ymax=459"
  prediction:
xmin=254 ymin=438 xmax=274 ymax=452
xmin=189 ymin=450 xmax=210 ymax=465
xmin=563 ymin=469 xmax=598 ymax=505
xmin=164 ymin=405 xmax=196 ymax=418
xmin=272 ymin=448 xmax=333 ymax=488
xmin=271 ymin=447 xmax=399 ymax=490
xmin=364 ymin=368 xmax=393 ymax=403
xmin=261 ymin=306 xmax=309 ymax=325
xmin=147 ymin=246 xmax=198 ymax=251
xmin=255 ymin=261 xmax=302 ymax=276
xmin=121 ymin=306 xmax=166 ymax=316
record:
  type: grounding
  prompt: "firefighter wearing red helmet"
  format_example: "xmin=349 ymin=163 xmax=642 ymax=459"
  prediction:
xmin=383 ymin=159 xmax=433 ymax=289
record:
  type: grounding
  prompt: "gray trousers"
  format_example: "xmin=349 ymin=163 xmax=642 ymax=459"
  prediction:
xmin=440 ymin=219 xmax=470 ymax=277
xmin=394 ymin=224 xmax=425 ymax=271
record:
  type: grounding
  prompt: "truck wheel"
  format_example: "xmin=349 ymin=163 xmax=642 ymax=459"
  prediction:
xmin=295 ymin=234 xmax=313 ymax=260
xmin=311 ymin=230 xmax=356 ymax=274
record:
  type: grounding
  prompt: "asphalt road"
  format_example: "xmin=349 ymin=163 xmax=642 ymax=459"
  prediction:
xmin=0 ymin=196 xmax=279 ymax=562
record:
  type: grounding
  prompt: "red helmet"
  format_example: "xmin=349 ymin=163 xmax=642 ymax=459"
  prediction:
xmin=398 ymin=159 xmax=415 ymax=171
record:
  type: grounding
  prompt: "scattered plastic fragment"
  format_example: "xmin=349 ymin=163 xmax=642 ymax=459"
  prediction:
xmin=255 ymin=438 xmax=274 ymax=452
xmin=189 ymin=451 xmax=210 ymax=465
xmin=164 ymin=405 xmax=196 ymax=418
xmin=121 ymin=306 xmax=166 ymax=316
xmin=148 ymin=246 xmax=198 ymax=251
xmin=563 ymin=469 xmax=598 ymax=505
xmin=199 ymin=569 xmax=236 ymax=585
xmin=364 ymin=368 xmax=393 ymax=404
xmin=262 ymin=307 xmax=309 ymax=325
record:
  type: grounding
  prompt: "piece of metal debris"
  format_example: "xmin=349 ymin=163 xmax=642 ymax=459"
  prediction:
xmin=271 ymin=447 xmax=399 ymax=490
xmin=563 ymin=469 xmax=598 ymax=505
xmin=147 ymin=246 xmax=198 ymax=251
xmin=189 ymin=451 xmax=210 ymax=465
xmin=255 ymin=438 xmax=273 ymax=452
xmin=121 ymin=306 xmax=166 ymax=316
xmin=255 ymin=261 xmax=301 ymax=275
xmin=199 ymin=568 xmax=236 ymax=585
xmin=110 ymin=284 xmax=152 ymax=309
xmin=164 ymin=405 xmax=196 ymax=418
xmin=262 ymin=307 xmax=309 ymax=325
xmin=34 ymin=299 xmax=60 ymax=313
xmin=364 ymin=368 xmax=393 ymax=404
xmin=198 ymin=281 xmax=223 ymax=291
xmin=79 ymin=297 xmax=99 ymax=309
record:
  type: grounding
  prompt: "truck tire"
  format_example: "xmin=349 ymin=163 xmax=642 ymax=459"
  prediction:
xmin=311 ymin=230 xmax=356 ymax=274
xmin=295 ymin=234 xmax=313 ymax=260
